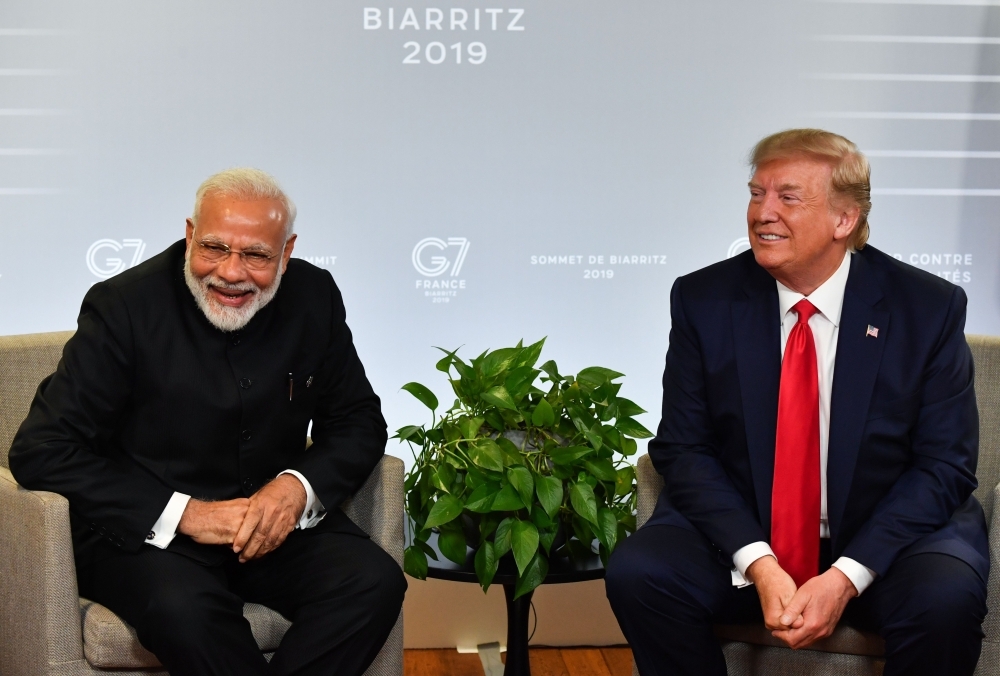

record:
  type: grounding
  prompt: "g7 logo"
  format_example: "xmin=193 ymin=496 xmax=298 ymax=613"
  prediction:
xmin=411 ymin=237 xmax=470 ymax=277
xmin=86 ymin=239 xmax=146 ymax=279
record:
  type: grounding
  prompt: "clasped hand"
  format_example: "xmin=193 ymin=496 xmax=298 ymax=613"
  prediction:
xmin=745 ymin=556 xmax=858 ymax=650
xmin=177 ymin=474 xmax=307 ymax=563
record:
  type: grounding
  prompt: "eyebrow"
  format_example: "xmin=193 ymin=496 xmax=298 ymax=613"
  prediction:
xmin=747 ymin=181 xmax=804 ymax=192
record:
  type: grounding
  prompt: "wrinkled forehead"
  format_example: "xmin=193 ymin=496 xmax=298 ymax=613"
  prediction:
xmin=194 ymin=194 xmax=289 ymax=249
xmin=749 ymin=155 xmax=834 ymax=192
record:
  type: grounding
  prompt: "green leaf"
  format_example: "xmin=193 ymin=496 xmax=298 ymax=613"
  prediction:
xmin=458 ymin=416 xmax=485 ymax=440
xmin=583 ymin=458 xmax=617 ymax=483
xmin=616 ymin=416 xmax=654 ymax=439
xmin=535 ymin=475 xmax=563 ymax=518
xmin=621 ymin=437 xmax=638 ymax=456
xmin=584 ymin=423 xmax=603 ymax=453
xmin=549 ymin=446 xmax=594 ymax=465
xmin=492 ymin=483 xmax=525 ymax=511
xmin=465 ymin=482 xmax=502 ymax=512
xmin=475 ymin=541 xmax=499 ymax=592
xmin=424 ymin=494 xmax=464 ymax=529
xmin=614 ymin=397 xmax=646 ymax=417
xmin=394 ymin=425 xmax=424 ymax=442
xmin=401 ymin=382 xmax=438 ymax=411
xmin=615 ymin=465 xmax=636 ymax=497
xmin=569 ymin=481 xmax=599 ymax=526
xmin=481 ymin=385 xmax=518 ymax=411
xmin=432 ymin=463 xmax=457 ymax=493
xmin=482 ymin=347 xmax=520 ymax=379
xmin=485 ymin=411 xmax=506 ymax=432
xmin=577 ymin=367 xmax=625 ymax=388
xmin=539 ymin=528 xmax=557 ymax=554
xmin=595 ymin=507 xmax=618 ymax=552
xmin=438 ymin=530 xmax=469 ymax=565
xmin=468 ymin=439 xmax=504 ymax=472
xmin=404 ymin=545 xmax=428 ymax=579
xmin=539 ymin=360 xmax=561 ymax=380
xmin=435 ymin=353 xmax=454 ymax=373
xmin=514 ymin=551 xmax=549 ymax=599
xmin=515 ymin=337 xmax=546 ymax=370
xmin=494 ymin=517 xmax=514 ymax=558
xmin=507 ymin=466 xmax=535 ymax=513
xmin=531 ymin=398 xmax=556 ymax=427
xmin=505 ymin=366 xmax=539 ymax=400
xmin=510 ymin=519 xmax=540 ymax=575
xmin=496 ymin=436 xmax=525 ymax=466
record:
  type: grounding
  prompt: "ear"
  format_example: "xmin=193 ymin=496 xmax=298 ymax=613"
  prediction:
xmin=185 ymin=219 xmax=195 ymax=255
xmin=280 ymin=234 xmax=297 ymax=274
xmin=833 ymin=204 xmax=860 ymax=244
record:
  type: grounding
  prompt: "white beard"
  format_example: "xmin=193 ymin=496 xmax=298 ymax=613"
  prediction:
xmin=183 ymin=250 xmax=283 ymax=333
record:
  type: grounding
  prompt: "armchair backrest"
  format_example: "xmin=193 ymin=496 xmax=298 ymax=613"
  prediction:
xmin=0 ymin=331 xmax=74 ymax=470
xmin=969 ymin=334 xmax=1000 ymax=522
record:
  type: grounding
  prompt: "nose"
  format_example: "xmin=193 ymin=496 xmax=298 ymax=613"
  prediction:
xmin=214 ymin=252 xmax=249 ymax=283
xmin=753 ymin=193 xmax=781 ymax=224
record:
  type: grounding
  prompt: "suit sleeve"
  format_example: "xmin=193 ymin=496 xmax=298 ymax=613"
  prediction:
xmin=287 ymin=272 xmax=388 ymax=510
xmin=648 ymin=278 xmax=768 ymax=556
xmin=841 ymin=286 xmax=979 ymax=576
xmin=8 ymin=282 xmax=175 ymax=551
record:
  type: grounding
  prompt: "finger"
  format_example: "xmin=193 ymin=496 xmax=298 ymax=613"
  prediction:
xmin=240 ymin=505 xmax=276 ymax=561
xmin=233 ymin=504 xmax=263 ymax=552
xmin=240 ymin=527 xmax=269 ymax=562
xmin=779 ymin=592 xmax=810 ymax=626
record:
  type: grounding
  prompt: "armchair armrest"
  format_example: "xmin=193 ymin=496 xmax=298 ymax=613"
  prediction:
xmin=636 ymin=454 xmax=664 ymax=530
xmin=341 ymin=455 xmax=404 ymax=567
xmin=0 ymin=466 xmax=85 ymax=676
xmin=977 ymin=481 xmax=1000 ymax=675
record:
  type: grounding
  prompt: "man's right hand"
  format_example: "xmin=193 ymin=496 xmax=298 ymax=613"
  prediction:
xmin=177 ymin=498 xmax=250 ymax=545
xmin=746 ymin=555 xmax=799 ymax=632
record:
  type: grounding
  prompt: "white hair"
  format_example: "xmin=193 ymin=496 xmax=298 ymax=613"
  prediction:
xmin=191 ymin=167 xmax=297 ymax=236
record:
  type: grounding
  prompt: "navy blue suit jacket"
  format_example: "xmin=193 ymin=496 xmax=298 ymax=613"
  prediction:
xmin=645 ymin=246 xmax=989 ymax=582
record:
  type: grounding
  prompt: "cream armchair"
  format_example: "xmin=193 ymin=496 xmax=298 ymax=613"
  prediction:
xmin=631 ymin=334 xmax=1000 ymax=675
xmin=0 ymin=331 xmax=404 ymax=676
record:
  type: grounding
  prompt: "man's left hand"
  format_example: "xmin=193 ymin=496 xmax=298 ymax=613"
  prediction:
xmin=233 ymin=474 xmax=307 ymax=563
xmin=771 ymin=567 xmax=858 ymax=649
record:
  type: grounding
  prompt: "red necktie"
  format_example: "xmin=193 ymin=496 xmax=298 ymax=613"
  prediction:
xmin=771 ymin=299 xmax=821 ymax=587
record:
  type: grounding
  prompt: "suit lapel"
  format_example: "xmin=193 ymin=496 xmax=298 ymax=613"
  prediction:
xmin=828 ymin=251 xmax=889 ymax=550
xmin=732 ymin=264 xmax=782 ymax=533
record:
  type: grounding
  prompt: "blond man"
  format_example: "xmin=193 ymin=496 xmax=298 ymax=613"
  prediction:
xmin=606 ymin=130 xmax=988 ymax=675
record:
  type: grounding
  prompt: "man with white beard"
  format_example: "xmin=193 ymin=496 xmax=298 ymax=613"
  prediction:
xmin=9 ymin=168 xmax=405 ymax=676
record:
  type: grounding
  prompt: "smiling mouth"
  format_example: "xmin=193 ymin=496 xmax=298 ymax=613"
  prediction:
xmin=209 ymin=286 xmax=255 ymax=306
xmin=757 ymin=233 xmax=787 ymax=242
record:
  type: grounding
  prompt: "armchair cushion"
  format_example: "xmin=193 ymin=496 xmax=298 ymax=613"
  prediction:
xmin=80 ymin=599 xmax=290 ymax=669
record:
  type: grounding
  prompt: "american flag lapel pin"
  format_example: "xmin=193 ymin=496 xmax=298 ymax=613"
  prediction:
xmin=866 ymin=325 xmax=879 ymax=338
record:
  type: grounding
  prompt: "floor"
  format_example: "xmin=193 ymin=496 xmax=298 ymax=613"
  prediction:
xmin=405 ymin=647 xmax=634 ymax=676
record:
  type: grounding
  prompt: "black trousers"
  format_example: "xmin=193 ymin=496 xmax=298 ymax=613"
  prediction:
xmin=77 ymin=529 xmax=407 ymax=676
xmin=605 ymin=525 xmax=987 ymax=676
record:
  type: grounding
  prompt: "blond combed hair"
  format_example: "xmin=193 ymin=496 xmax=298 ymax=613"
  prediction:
xmin=192 ymin=167 xmax=297 ymax=236
xmin=750 ymin=129 xmax=871 ymax=250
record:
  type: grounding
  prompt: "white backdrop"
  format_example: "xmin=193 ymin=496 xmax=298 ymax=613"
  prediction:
xmin=2 ymin=0 xmax=1000 ymax=466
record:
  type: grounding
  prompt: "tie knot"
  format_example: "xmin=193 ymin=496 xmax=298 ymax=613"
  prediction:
xmin=792 ymin=299 xmax=818 ymax=325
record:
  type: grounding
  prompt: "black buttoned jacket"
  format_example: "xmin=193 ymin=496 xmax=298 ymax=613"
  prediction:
xmin=9 ymin=240 xmax=388 ymax=568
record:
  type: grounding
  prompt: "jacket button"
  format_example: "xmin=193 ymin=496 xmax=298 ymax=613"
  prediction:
xmin=239 ymin=378 xmax=252 ymax=389
xmin=242 ymin=477 xmax=255 ymax=492
xmin=241 ymin=429 xmax=252 ymax=441
xmin=231 ymin=333 xmax=241 ymax=346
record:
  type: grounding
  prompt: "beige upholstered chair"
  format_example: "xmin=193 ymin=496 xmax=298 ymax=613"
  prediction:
xmin=632 ymin=334 xmax=1000 ymax=676
xmin=0 ymin=331 xmax=404 ymax=676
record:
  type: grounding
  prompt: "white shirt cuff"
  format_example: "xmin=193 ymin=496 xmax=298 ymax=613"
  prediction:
xmin=831 ymin=556 xmax=877 ymax=595
xmin=730 ymin=541 xmax=775 ymax=587
xmin=145 ymin=492 xmax=191 ymax=549
xmin=278 ymin=469 xmax=326 ymax=529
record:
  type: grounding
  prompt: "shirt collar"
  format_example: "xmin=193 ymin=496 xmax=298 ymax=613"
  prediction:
xmin=776 ymin=251 xmax=852 ymax=328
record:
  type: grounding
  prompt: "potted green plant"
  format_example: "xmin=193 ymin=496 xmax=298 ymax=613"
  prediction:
xmin=396 ymin=338 xmax=652 ymax=598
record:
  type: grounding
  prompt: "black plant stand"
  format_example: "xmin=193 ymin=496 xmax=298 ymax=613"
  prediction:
xmin=419 ymin=531 xmax=605 ymax=676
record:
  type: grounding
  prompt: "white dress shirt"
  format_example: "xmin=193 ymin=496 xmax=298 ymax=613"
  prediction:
xmin=145 ymin=470 xmax=326 ymax=548
xmin=730 ymin=251 xmax=877 ymax=595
